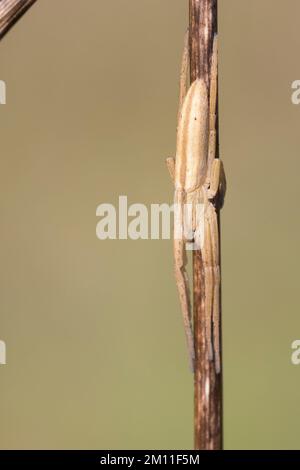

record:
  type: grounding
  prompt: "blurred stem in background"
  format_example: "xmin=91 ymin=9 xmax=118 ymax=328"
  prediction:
xmin=0 ymin=0 xmax=37 ymax=40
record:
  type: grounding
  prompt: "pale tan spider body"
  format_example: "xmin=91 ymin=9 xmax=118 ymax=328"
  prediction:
xmin=167 ymin=36 xmax=226 ymax=373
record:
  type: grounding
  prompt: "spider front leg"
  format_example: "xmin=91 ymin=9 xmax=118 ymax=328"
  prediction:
xmin=207 ymin=35 xmax=226 ymax=207
xmin=166 ymin=29 xmax=190 ymax=186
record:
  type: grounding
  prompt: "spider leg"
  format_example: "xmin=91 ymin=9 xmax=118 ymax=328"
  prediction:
xmin=174 ymin=239 xmax=195 ymax=372
xmin=207 ymin=34 xmax=218 ymax=170
xmin=166 ymin=31 xmax=190 ymax=186
xmin=174 ymin=190 xmax=195 ymax=372
xmin=178 ymin=29 xmax=190 ymax=121
xmin=210 ymin=205 xmax=221 ymax=374
xmin=206 ymin=34 xmax=227 ymax=207
xmin=202 ymin=204 xmax=214 ymax=362
xmin=202 ymin=202 xmax=221 ymax=373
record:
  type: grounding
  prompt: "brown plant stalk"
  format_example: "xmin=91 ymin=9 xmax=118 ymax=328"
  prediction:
xmin=189 ymin=0 xmax=223 ymax=450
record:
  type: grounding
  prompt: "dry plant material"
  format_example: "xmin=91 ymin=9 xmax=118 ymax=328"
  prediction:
xmin=0 ymin=0 xmax=37 ymax=39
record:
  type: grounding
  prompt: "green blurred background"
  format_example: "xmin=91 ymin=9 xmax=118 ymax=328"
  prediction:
xmin=0 ymin=0 xmax=299 ymax=450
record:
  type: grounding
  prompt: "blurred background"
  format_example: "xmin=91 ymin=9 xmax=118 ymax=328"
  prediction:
xmin=0 ymin=0 xmax=299 ymax=450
